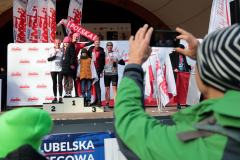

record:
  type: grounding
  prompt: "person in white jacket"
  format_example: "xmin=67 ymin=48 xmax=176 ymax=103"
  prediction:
xmin=47 ymin=39 xmax=63 ymax=103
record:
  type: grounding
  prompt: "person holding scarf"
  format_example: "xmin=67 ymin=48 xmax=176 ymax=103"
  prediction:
xmin=61 ymin=36 xmax=76 ymax=97
xmin=70 ymin=33 xmax=94 ymax=97
xmin=47 ymin=39 xmax=63 ymax=103
xmin=87 ymin=38 xmax=105 ymax=107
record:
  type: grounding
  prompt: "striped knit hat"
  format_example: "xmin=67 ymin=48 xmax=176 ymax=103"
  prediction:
xmin=196 ymin=23 xmax=240 ymax=92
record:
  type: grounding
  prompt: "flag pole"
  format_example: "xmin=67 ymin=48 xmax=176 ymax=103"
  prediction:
xmin=153 ymin=80 xmax=159 ymax=108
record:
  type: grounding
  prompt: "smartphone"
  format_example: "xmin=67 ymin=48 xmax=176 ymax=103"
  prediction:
xmin=150 ymin=30 xmax=180 ymax=47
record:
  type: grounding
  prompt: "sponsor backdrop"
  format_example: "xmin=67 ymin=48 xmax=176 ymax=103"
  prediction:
xmin=40 ymin=131 xmax=115 ymax=160
xmin=7 ymin=40 xmax=199 ymax=106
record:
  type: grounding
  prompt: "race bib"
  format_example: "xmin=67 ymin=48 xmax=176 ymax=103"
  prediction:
xmin=55 ymin=61 xmax=61 ymax=66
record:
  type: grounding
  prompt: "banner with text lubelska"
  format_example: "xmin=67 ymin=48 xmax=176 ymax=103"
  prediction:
xmin=7 ymin=40 xmax=199 ymax=106
xmin=40 ymin=132 xmax=115 ymax=160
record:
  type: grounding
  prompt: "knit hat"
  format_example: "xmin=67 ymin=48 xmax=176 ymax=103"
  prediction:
xmin=196 ymin=23 xmax=240 ymax=92
xmin=73 ymin=33 xmax=80 ymax=39
xmin=0 ymin=108 xmax=53 ymax=158
xmin=81 ymin=48 xmax=88 ymax=54
xmin=106 ymin=42 xmax=113 ymax=47
xmin=63 ymin=36 xmax=72 ymax=43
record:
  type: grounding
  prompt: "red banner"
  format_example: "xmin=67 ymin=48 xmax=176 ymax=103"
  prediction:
xmin=173 ymin=72 xmax=191 ymax=104
xmin=47 ymin=0 xmax=56 ymax=42
xmin=26 ymin=0 xmax=39 ymax=43
xmin=13 ymin=0 xmax=27 ymax=43
xmin=58 ymin=19 xmax=97 ymax=41
xmin=66 ymin=0 xmax=83 ymax=40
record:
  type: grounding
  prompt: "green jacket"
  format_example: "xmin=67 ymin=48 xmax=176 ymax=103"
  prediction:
xmin=114 ymin=64 xmax=240 ymax=160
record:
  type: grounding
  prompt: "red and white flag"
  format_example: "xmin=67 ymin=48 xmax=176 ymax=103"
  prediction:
xmin=145 ymin=58 xmax=155 ymax=103
xmin=58 ymin=19 xmax=98 ymax=41
xmin=38 ymin=0 xmax=48 ymax=43
xmin=156 ymin=53 xmax=169 ymax=106
xmin=26 ymin=0 xmax=39 ymax=43
xmin=47 ymin=0 xmax=56 ymax=43
xmin=66 ymin=0 xmax=83 ymax=40
xmin=208 ymin=0 xmax=233 ymax=34
xmin=13 ymin=0 xmax=27 ymax=43
xmin=164 ymin=51 xmax=177 ymax=97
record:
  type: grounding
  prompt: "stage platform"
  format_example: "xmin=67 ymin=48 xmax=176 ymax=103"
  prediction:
xmin=0 ymin=106 xmax=183 ymax=120
xmin=0 ymin=106 xmax=181 ymax=134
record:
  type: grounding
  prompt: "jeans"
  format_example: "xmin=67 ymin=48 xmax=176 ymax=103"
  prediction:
xmin=81 ymin=79 xmax=91 ymax=101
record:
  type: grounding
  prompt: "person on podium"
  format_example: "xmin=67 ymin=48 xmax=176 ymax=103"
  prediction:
xmin=87 ymin=38 xmax=105 ymax=107
xmin=169 ymin=44 xmax=194 ymax=109
xmin=70 ymin=33 xmax=94 ymax=97
xmin=47 ymin=39 xmax=63 ymax=103
xmin=61 ymin=36 xmax=76 ymax=97
xmin=103 ymin=42 xmax=125 ymax=112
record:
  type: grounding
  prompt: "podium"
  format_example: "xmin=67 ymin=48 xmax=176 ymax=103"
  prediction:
xmin=43 ymin=97 xmax=104 ymax=114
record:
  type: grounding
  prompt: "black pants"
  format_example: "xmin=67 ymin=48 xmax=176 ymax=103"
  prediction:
xmin=51 ymin=72 xmax=63 ymax=97
xmin=95 ymin=69 xmax=101 ymax=102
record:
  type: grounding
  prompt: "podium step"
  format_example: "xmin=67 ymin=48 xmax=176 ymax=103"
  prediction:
xmin=43 ymin=97 xmax=104 ymax=114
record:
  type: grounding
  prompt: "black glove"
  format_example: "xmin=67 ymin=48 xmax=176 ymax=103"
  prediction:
xmin=77 ymin=77 xmax=81 ymax=82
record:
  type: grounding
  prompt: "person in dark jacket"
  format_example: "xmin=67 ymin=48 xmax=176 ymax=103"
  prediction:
xmin=0 ymin=66 xmax=7 ymax=110
xmin=70 ymin=33 xmax=94 ymax=97
xmin=87 ymin=38 xmax=105 ymax=107
xmin=169 ymin=44 xmax=194 ymax=109
xmin=61 ymin=36 xmax=76 ymax=97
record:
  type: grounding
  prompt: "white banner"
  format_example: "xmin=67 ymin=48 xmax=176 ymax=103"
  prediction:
xmin=26 ymin=0 xmax=39 ymax=43
xmin=208 ymin=0 xmax=233 ymax=34
xmin=104 ymin=138 xmax=127 ymax=160
xmin=66 ymin=0 xmax=83 ymax=40
xmin=7 ymin=41 xmax=128 ymax=106
xmin=47 ymin=0 xmax=56 ymax=43
xmin=38 ymin=0 xmax=48 ymax=43
xmin=13 ymin=0 xmax=27 ymax=43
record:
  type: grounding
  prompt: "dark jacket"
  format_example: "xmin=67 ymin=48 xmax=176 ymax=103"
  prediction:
xmin=169 ymin=51 xmax=191 ymax=82
xmin=0 ymin=144 xmax=47 ymax=160
xmin=61 ymin=47 xmax=76 ymax=75
xmin=87 ymin=46 xmax=105 ymax=73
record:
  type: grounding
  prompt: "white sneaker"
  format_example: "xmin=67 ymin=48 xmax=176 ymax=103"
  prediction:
xmin=104 ymin=106 xmax=111 ymax=112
